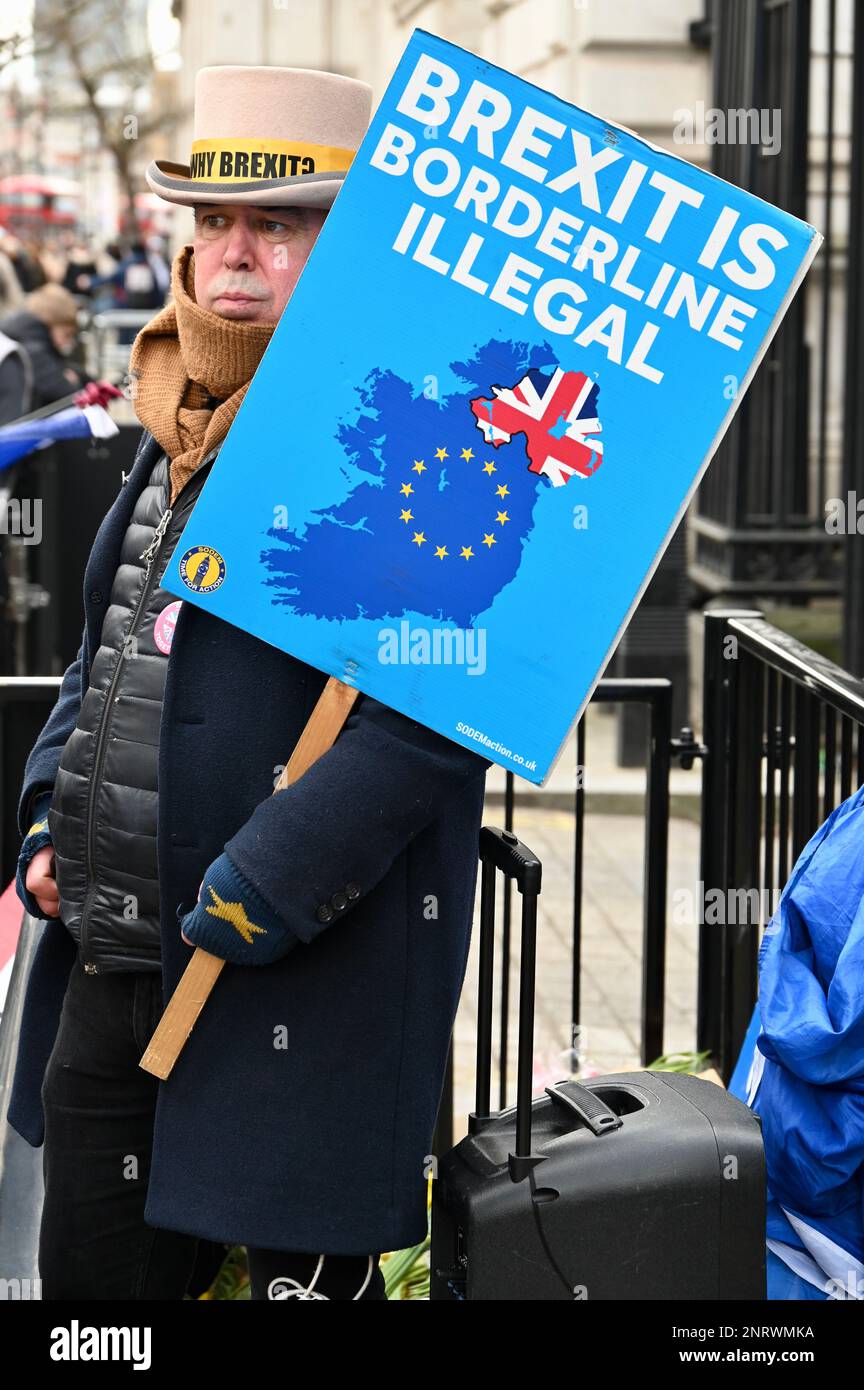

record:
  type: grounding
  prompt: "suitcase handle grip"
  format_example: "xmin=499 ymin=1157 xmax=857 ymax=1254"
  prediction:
xmin=545 ymin=1081 xmax=623 ymax=1136
xmin=478 ymin=826 xmax=542 ymax=894
xmin=474 ymin=826 xmax=543 ymax=1176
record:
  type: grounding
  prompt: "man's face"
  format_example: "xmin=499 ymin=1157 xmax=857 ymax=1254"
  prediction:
xmin=50 ymin=322 xmax=77 ymax=354
xmin=192 ymin=203 xmax=326 ymax=323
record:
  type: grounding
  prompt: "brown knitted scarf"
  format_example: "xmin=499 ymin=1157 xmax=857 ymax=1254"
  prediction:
xmin=128 ymin=245 xmax=275 ymax=504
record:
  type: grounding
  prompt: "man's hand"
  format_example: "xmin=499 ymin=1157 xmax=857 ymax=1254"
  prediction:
xmin=177 ymin=855 xmax=298 ymax=965
xmin=74 ymin=380 xmax=123 ymax=409
xmin=25 ymin=845 xmax=60 ymax=919
xmin=180 ymin=878 xmax=204 ymax=946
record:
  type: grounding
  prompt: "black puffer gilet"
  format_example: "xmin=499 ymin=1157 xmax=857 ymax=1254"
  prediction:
xmin=48 ymin=446 xmax=214 ymax=973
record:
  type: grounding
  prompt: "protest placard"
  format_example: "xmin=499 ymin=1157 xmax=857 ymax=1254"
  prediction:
xmin=161 ymin=27 xmax=822 ymax=787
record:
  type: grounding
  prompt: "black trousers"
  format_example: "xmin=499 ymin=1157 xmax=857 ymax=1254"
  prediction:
xmin=38 ymin=956 xmax=386 ymax=1301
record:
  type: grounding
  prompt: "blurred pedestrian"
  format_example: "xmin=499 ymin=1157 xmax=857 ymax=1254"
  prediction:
xmin=145 ymin=234 xmax=170 ymax=297
xmin=20 ymin=239 xmax=48 ymax=289
xmin=91 ymin=239 xmax=165 ymax=311
xmin=0 ymin=283 xmax=93 ymax=409
xmin=39 ymin=241 xmax=67 ymax=285
xmin=1 ymin=234 xmax=45 ymax=294
xmin=61 ymin=243 xmax=99 ymax=301
xmin=0 ymin=324 xmax=33 ymax=424
xmin=0 ymin=235 xmax=24 ymax=316
xmin=90 ymin=239 xmax=167 ymax=345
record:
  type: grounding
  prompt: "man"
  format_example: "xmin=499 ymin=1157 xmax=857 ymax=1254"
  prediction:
xmin=9 ymin=65 xmax=490 ymax=1301
xmin=88 ymin=239 xmax=168 ymax=345
xmin=60 ymin=241 xmax=100 ymax=301
xmin=0 ymin=234 xmax=24 ymax=316
xmin=0 ymin=283 xmax=91 ymax=410
xmin=0 ymin=324 xmax=32 ymax=424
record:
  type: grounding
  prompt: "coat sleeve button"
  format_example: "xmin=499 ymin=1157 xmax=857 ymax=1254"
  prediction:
xmin=345 ymin=882 xmax=360 ymax=900
xmin=90 ymin=590 xmax=103 ymax=603
xmin=330 ymin=891 xmax=348 ymax=912
xmin=316 ymin=904 xmax=334 ymax=924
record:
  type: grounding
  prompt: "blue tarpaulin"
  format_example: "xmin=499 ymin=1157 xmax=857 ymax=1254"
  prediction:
xmin=732 ymin=784 xmax=864 ymax=1300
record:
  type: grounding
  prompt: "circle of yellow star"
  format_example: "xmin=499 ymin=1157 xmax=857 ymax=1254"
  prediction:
xmin=460 ymin=545 xmax=474 ymax=560
xmin=496 ymin=510 xmax=510 ymax=526
xmin=435 ymin=446 xmax=448 ymax=461
xmin=482 ymin=533 xmax=497 ymax=547
xmin=412 ymin=531 xmax=427 ymax=546
xmin=412 ymin=459 xmax=426 ymax=474
xmin=400 ymin=482 xmax=414 ymax=497
xmin=483 ymin=461 xmax=496 ymax=475
xmin=460 ymin=447 xmax=474 ymax=462
xmin=495 ymin=483 xmax=510 ymax=498
xmin=399 ymin=508 xmax=413 ymax=523
xmin=434 ymin=545 xmax=448 ymax=559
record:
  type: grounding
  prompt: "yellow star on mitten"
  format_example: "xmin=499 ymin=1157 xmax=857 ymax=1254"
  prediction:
xmin=180 ymin=854 xmax=299 ymax=966
xmin=204 ymin=884 xmax=268 ymax=943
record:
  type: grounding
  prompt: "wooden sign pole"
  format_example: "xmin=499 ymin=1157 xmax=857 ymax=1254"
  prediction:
xmin=139 ymin=675 xmax=360 ymax=1079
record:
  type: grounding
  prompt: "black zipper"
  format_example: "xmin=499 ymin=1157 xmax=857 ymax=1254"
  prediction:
xmin=79 ymin=449 xmax=217 ymax=973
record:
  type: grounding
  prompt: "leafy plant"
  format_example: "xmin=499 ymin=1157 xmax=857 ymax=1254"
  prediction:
xmin=196 ymin=1244 xmax=249 ymax=1300
xmin=647 ymin=1049 xmax=714 ymax=1073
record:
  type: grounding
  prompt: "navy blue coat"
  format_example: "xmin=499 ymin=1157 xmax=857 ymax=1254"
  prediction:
xmin=6 ymin=430 xmax=490 ymax=1255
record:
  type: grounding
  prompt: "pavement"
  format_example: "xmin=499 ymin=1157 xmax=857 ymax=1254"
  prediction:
xmin=450 ymin=704 xmax=705 ymax=1137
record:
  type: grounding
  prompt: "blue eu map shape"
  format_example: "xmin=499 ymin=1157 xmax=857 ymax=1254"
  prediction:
xmin=260 ymin=338 xmax=587 ymax=627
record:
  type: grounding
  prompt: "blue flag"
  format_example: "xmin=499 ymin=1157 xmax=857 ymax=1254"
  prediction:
xmin=0 ymin=404 xmax=118 ymax=472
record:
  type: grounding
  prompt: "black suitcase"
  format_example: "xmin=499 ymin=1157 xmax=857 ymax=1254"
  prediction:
xmin=430 ymin=826 xmax=766 ymax=1300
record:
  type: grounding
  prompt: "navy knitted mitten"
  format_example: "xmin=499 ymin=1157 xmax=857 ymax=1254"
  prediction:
xmin=178 ymin=851 xmax=299 ymax=966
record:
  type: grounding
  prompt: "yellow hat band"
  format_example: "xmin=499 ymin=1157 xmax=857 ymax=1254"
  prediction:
xmin=189 ymin=139 xmax=356 ymax=183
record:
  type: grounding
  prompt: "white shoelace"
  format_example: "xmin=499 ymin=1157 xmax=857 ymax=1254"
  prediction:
xmin=267 ymin=1254 xmax=375 ymax=1300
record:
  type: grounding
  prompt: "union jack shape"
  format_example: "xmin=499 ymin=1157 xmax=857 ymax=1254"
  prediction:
xmin=470 ymin=366 xmax=603 ymax=487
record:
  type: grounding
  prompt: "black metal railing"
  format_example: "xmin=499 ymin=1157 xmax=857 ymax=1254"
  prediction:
xmin=434 ymin=677 xmax=686 ymax=1154
xmin=498 ymin=679 xmax=675 ymax=1089
xmin=697 ymin=608 xmax=864 ymax=1080
xmin=843 ymin=0 xmax=864 ymax=670
xmin=690 ymin=0 xmax=846 ymax=601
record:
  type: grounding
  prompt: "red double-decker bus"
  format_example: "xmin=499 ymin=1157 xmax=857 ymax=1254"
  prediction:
xmin=0 ymin=175 xmax=80 ymax=235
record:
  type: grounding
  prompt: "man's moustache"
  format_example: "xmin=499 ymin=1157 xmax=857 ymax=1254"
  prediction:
xmin=209 ymin=281 xmax=269 ymax=299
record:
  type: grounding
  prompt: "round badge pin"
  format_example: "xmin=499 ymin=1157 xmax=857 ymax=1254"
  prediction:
xmin=178 ymin=545 xmax=226 ymax=594
xmin=154 ymin=599 xmax=182 ymax=654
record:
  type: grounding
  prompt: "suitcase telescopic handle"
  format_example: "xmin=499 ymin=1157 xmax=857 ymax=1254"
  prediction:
xmin=478 ymin=826 xmax=542 ymax=895
xmin=474 ymin=826 xmax=544 ymax=1182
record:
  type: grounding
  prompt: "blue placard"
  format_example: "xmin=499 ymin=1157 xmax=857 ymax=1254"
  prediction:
xmin=163 ymin=28 xmax=822 ymax=785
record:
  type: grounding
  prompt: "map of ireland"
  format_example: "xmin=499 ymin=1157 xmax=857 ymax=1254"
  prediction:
xmin=260 ymin=338 xmax=604 ymax=627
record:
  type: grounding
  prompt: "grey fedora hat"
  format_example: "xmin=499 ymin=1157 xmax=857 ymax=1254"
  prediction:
xmin=145 ymin=64 xmax=374 ymax=209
